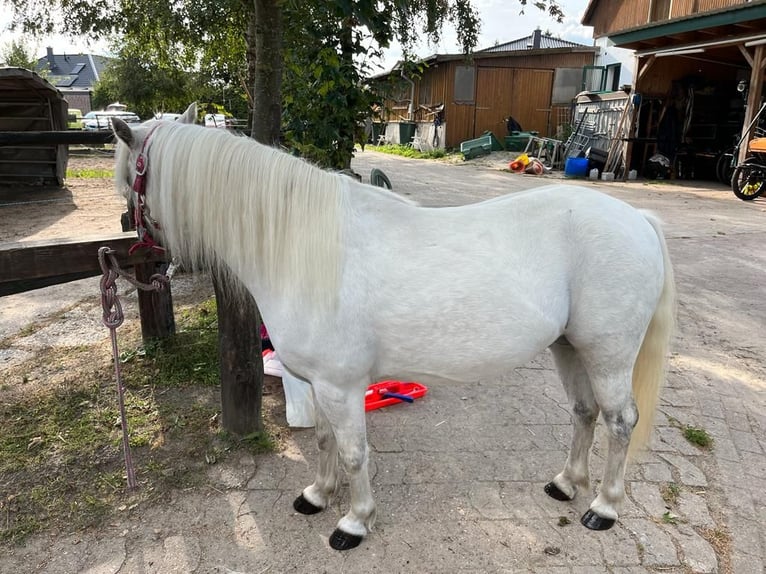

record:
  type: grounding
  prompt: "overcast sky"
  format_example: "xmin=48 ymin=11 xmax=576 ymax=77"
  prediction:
xmin=1 ymin=0 xmax=594 ymax=71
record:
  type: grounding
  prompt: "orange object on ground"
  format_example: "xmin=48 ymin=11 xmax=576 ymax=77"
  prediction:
xmin=365 ymin=381 xmax=428 ymax=411
xmin=509 ymin=153 xmax=530 ymax=173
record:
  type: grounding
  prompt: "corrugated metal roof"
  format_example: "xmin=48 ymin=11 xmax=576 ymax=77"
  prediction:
xmin=479 ymin=33 xmax=590 ymax=53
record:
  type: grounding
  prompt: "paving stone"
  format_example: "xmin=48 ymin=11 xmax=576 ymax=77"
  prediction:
xmin=622 ymin=517 xmax=680 ymax=567
xmin=676 ymin=490 xmax=716 ymax=529
xmin=711 ymin=436 xmax=741 ymax=462
xmin=656 ymin=426 xmax=708 ymax=456
xmin=674 ymin=523 xmax=719 ymax=573
xmin=730 ymin=552 xmax=765 ymax=574
xmin=629 ymin=482 xmax=670 ymax=518
xmin=731 ymin=429 xmax=764 ymax=455
xmin=729 ymin=517 xmax=764 ymax=558
xmin=741 ymin=452 xmax=766 ymax=479
xmin=659 ymin=454 xmax=708 ymax=487
xmin=599 ymin=524 xmax=641 ymax=567
xmin=641 ymin=460 xmax=674 ymax=482
xmin=697 ymin=398 xmax=725 ymax=420
xmin=699 ymin=416 xmax=731 ymax=439
xmin=662 ymin=388 xmax=698 ymax=408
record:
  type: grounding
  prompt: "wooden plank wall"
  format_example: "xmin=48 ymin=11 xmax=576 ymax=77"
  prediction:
xmin=589 ymin=0 xmax=748 ymax=37
xmin=379 ymin=51 xmax=596 ymax=148
xmin=587 ymin=1 xmax=651 ymax=37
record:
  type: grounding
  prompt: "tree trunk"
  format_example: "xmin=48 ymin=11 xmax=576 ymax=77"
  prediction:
xmin=252 ymin=0 xmax=283 ymax=145
xmin=213 ymin=0 xmax=285 ymax=435
xmin=337 ymin=17 xmax=356 ymax=170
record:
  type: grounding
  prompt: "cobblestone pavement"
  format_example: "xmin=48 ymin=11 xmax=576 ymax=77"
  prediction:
xmin=1 ymin=151 xmax=764 ymax=573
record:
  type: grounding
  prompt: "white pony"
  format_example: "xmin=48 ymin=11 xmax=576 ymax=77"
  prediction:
xmin=112 ymin=103 xmax=675 ymax=551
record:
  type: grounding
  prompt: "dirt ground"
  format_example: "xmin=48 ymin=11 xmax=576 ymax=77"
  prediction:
xmin=0 ymin=155 xmax=126 ymax=244
xmin=1 ymin=151 xmax=765 ymax=572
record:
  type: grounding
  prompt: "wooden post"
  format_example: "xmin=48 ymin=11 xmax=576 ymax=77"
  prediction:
xmin=738 ymin=45 xmax=765 ymax=164
xmin=212 ymin=270 xmax=263 ymax=435
xmin=133 ymin=261 xmax=176 ymax=343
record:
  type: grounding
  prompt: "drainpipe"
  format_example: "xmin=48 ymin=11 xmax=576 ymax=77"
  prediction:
xmin=401 ymin=69 xmax=415 ymax=121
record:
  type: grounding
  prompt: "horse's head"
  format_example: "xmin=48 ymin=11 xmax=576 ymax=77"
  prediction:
xmin=111 ymin=102 xmax=197 ymax=251
xmin=111 ymin=102 xmax=197 ymax=200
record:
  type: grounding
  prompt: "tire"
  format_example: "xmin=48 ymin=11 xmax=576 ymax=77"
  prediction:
xmin=370 ymin=168 xmax=392 ymax=190
xmin=731 ymin=163 xmax=766 ymax=200
xmin=716 ymin=147 xmax=736 ymax=184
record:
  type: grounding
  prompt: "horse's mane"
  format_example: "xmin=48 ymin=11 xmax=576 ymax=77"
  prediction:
xmin=132 ymin=121 xmax=347 ymax=307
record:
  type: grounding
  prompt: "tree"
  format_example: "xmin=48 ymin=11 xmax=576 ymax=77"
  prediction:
xmin=0 ymin=39 xmax=44 ymax=74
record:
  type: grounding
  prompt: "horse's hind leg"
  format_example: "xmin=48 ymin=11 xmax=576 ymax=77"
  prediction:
xmin=580 ymin=368 xmax=637 ymax=531
xmin=546 ymin=337 xmax=599 ymax=502
xmin=293 ymin=394 xmax=339 ymax=515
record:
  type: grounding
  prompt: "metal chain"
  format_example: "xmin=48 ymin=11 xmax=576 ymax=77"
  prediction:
xmin=98 ymin=246 xmax=177 ymax=490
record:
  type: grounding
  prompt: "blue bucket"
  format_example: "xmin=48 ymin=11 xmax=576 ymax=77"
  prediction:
xmin=564 ymin=157 xmax=589 ymax=178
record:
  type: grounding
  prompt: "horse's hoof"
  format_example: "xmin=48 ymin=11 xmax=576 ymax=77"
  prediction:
xmin=329 ymin=529 xmax=364 ymax=551
xmin=544 ymin=482 xmax=573 ymax=501
xmin=293 ymin=494 xmax=323 ymax=515
xmin=580 ymin=509 xmax=616 ymax=530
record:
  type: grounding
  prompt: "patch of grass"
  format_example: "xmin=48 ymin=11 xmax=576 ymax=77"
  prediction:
xmin=120 ymin=298 xmax=220 ymax=388
xmin=65 ymin=168 xmax=114 ymax=179
xmin=660 ymin=482 xmax=681 ymax=506
xmin=0 ymin=296 xmax=281 ymax=546
xmin=667 ymin=416 xmax=714 ymax=450
xmin=683 ymin=425 xmax=713 ymax=449
xmin=367 ymin=143 xmax=454 ymax=160
xmin=662 ymin=510 xmax=679 ymax=524
xmin=700 ymin=526 xmax=732 ymax=571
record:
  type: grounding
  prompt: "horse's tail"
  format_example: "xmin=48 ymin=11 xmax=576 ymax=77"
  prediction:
xmin=629 ymin=212 xmax=676 ymax=456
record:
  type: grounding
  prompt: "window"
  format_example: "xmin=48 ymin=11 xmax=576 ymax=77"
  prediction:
xmin=454 ymin=65 xmax=475 ymax=104
xmin=581 ymin=64 xmax=622 ymax=93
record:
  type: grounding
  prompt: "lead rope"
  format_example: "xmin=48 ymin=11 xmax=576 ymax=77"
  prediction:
xmin=98 ymin=246 xmax=178 ymax=489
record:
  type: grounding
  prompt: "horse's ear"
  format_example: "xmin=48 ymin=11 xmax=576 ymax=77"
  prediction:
xmin=111 ymin=116 xmax=134 ymax=147
xmin=179 ymin=102 xmax=197 ymax=124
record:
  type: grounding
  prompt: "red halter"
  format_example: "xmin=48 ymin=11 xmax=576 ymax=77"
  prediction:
xmin=128 ymin=124 xmax=165 ymax=255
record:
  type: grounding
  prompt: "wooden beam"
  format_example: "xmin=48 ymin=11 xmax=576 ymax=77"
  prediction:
xmin=739 ymin=45 xmax=754 ymax=69
xmin=0 ymin=232 xmax=165 ymax=296
xmin=637 ymin=55 xmax=656 ymax=81
xmin=0 ymin=131 xmax=114 ymax=146
xmin=739 ymin=45 xmax=765 ymax=164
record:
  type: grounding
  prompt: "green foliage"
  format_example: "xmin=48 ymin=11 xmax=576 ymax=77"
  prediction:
xmin=65 ymin=168 xmax=114 ymax=179
xmin=0 ymin=39 xmax=43 ymax=73
xmin=682 ymin=425 xmax=713 ymax=449
xmin=370 ymin=143 xmax=452 ymax=160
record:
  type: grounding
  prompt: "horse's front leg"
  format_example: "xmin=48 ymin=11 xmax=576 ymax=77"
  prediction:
xmin=296 ymin=379 xmax=374 ymax=551
xmin=293 ymin=393 xmax=339 ymax=515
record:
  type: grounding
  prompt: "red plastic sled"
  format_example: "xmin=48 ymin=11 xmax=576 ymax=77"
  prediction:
xmin=364 ymin=380 xmax=428 ymax=411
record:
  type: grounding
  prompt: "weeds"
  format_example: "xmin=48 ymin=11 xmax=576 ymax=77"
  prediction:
xmin=367 ymin=143 xmax=453 ymax=160
xmin=683 ymin=426 xmax=713 ymax=449
xmin=660 ymin=482 xmax=681 ymax=506
xmin=0 ymin=297 xmax=280 ymax=546
xmin=65 ymin=168 xmax=114 ymax=179
xmin=667 ymin=416 xmax=713 ymax=449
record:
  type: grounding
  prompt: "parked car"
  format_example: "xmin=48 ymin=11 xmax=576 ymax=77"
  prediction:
xmin=204 ymin=113 xmax=228 ymax=128
xmin=83 ymin=110 xmax=141 ymax=131
xmin=67 ymin=108 xmax=83 ymax=130
xmin=153 ymin=112 xmax=183 ymax=122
